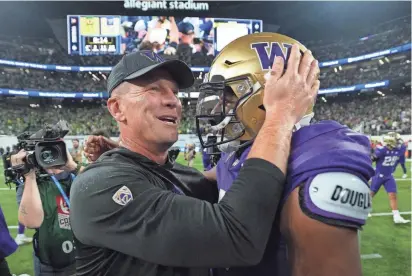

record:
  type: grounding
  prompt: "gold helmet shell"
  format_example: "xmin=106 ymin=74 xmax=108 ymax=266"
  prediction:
xmin=382 ymin=135 xmax=397 ymax=149
xmin=387 ymin=131 xmax=401 ymax=140
xmin=195 ymin=32 xmax=314 ymax=149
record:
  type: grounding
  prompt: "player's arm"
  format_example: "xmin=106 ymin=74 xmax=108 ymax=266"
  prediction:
xmin=280 ymin=173 xmax=369 ymax=276
xmin=372 ymin=147 xmax=384 ymax=162
xmin=71 ymin=160 xmax=285 ymax=267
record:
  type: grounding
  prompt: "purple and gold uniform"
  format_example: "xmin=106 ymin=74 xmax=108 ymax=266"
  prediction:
xmin=371 ymin=146 xmax=401 ymax=193
xmin=214 ymin=120 xmax=374 ymax=275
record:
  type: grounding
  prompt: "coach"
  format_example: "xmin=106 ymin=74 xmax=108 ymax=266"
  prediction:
xmin=70 ymin=47 xmax=316 ymax=276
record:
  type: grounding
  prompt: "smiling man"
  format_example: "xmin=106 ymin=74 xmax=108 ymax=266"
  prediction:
xmin=69 ymin=47 xmax=318 ymax=276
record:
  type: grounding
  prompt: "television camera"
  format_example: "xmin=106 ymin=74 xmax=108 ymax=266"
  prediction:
xmin=3 ymin=120 xmax=70 ymax=185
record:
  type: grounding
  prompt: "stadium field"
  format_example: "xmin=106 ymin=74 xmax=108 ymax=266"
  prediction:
xmin=0 ymin=156 xmax=410 ymax=276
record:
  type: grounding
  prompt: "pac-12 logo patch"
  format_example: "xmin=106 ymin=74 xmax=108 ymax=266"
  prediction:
xmin=112 ymin=186 xmax=133 ymax=206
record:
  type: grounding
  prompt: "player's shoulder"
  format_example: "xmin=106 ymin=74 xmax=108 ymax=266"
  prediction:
xmin=289 ymin=120 xmax=373 ymax=179
xmin=284 ymin=120 xmax=375 ymax=227
xmin=292 ymin=120 xmax=370 ymax=149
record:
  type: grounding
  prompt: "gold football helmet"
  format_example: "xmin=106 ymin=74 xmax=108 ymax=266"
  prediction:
xmin=383 ymin=135 xmax=397 ymax=149
xmin=388 ymin=131 xmax=403 ymax=147
xmin=195 ymin=32 xmax=314 ymax=152
xmin=387 ymin=132 xmax=401 ymax=139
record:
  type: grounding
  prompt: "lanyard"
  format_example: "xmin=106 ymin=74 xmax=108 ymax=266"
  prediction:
xmin=50 ymin=173 xmax=75 ymax=209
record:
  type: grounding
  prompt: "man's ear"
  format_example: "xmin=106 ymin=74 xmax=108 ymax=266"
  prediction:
xmin=107 ymin=97 xmax=126 ymax=123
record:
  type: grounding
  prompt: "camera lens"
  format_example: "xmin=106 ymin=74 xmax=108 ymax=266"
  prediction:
xmin=40 ymin=147 xmax=59 ymax=164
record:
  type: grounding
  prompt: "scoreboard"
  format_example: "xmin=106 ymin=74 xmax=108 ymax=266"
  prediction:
xmin=67 ymin=15 xmax=263 ymax=57
xmin=68 ymin=15 xmax=122 ymax=55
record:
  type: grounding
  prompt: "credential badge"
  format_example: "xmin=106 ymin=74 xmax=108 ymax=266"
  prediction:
xmin=112 ymin=186 xmax=133 ymax=206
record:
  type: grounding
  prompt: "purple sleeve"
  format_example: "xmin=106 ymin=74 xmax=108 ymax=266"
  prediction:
xmin=283 ymin=121 xmax=375 ymax=228
xmin=375 ymin=148 xmax=384 ymax=159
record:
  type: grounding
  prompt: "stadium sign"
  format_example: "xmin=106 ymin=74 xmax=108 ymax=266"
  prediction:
xmin=124 ymin=0 xmax=210 ymax=11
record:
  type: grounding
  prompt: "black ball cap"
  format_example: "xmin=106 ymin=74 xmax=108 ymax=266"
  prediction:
xmin=107 ymin=50 xmax=195 ymax=96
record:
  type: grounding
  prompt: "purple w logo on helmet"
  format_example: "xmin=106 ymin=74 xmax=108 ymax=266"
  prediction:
xmin=251 ymin=42 xmax=292 ymax=70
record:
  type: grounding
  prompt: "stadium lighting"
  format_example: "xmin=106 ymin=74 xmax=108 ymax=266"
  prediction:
xmin=378 ymin=59 xmax=384 ymax=65
xmin=321 ymin=97 xmax=327 ymax=102
xmin=384 ymin=57 xmax=390 ymax=63
xmin=334 ymin=68 xmax=338 ymax=73
xmin=338 ymin=66 xmax=342 ymax=71
xmin=406 ymin=60 xmax=411 ymax=64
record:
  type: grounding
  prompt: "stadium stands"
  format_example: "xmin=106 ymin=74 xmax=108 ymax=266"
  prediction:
xmin=0 ymin=16 xmax=410 ymax=136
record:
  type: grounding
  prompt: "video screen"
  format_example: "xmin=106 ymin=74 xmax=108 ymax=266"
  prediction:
xmin=67 ymin=15 xmax=263 ymax=56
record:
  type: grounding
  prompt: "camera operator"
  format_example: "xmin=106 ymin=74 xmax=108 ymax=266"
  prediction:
xmin=10 ymin=145 xmax=82 ymax=276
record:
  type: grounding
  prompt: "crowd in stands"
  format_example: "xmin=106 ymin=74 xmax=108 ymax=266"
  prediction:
xmin=0 ymin=16 xmax=409 ymax=93
xmin=0 ymin=16 xmax=410 ymax=67
xmin=320 ymin=58 xmax=411 ymax=88
xmin=314 ymin=93 xmax=411 ymax=135
xmin=0 ymin=90 xmax=410 ymax=136
xmin=305 ymin=16 xmax=411 ymax=61
xmin=0 ymin=16 xmax=410 ymax=137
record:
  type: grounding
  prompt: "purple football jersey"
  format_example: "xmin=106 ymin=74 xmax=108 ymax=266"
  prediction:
xmin=215 ymin=146 xmax=287 ymax=276
xmin=0 ymin=206 xmax=18 ymax=259
xmin=375 ymin=146 xmax=401 ymax=176
xmin=214 ymin=120 xmax=374 ymax=275
xmin=216 ymin=146 xmax=251 ymax=194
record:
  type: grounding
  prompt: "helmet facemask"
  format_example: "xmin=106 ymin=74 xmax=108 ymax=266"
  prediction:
xmin=195 ymin=74 xmax=256 ymax=153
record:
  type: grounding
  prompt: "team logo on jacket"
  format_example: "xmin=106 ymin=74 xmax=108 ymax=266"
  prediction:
xmin=112 ymin=186 xmax=133 ymax=206
xmin=56 ymin=195 xmax=71 ymax=230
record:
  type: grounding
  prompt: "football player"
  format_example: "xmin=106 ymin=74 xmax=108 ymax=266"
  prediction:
xmin=370 ymin=135 xmax=410 ymax=224
xmin=388 ymin=132 xmax=408 ymax=179
xmin=197 ymin=33 xmax=375 ymax=276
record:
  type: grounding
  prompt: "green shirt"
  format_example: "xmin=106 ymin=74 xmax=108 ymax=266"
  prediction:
xmin=33 ymin=172 xmax=75 ymax=269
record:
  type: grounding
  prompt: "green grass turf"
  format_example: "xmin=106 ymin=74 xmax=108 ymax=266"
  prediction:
xmin=0 ymin=156 xmax=410 ymax=276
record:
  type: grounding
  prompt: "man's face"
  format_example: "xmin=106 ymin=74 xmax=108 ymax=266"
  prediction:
xmin=73 ymin=140 xmax=79 ymax=149
xmin=111 ymin=69 xmax=182 ymax=149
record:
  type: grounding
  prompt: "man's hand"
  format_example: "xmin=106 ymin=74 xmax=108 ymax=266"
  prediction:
xmin=263 ymin=44 xmax=320 ymax=125
xmin=84 ymin=135 xmax=119 ymax=162
xmin=59 ymin=148 xmax=78 ymax=172
xmin=10 ymin=149 xmax=35 ymax=177
xmin=10 ymin=149 xmax=27 ymax=166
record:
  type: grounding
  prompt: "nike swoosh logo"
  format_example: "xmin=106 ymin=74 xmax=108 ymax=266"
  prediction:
xmin=224 ymin=60 xmax=243 ymax=66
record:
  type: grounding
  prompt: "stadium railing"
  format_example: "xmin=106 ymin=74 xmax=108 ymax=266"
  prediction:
xmin=0 ymin=43 xmax=410 ymax=73
xmin=0 ymin=80 xmax=391 ymax=99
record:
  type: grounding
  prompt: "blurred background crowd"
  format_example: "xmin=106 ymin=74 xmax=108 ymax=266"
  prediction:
xmin=0 ymin=15 xmax=410 ymax=136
